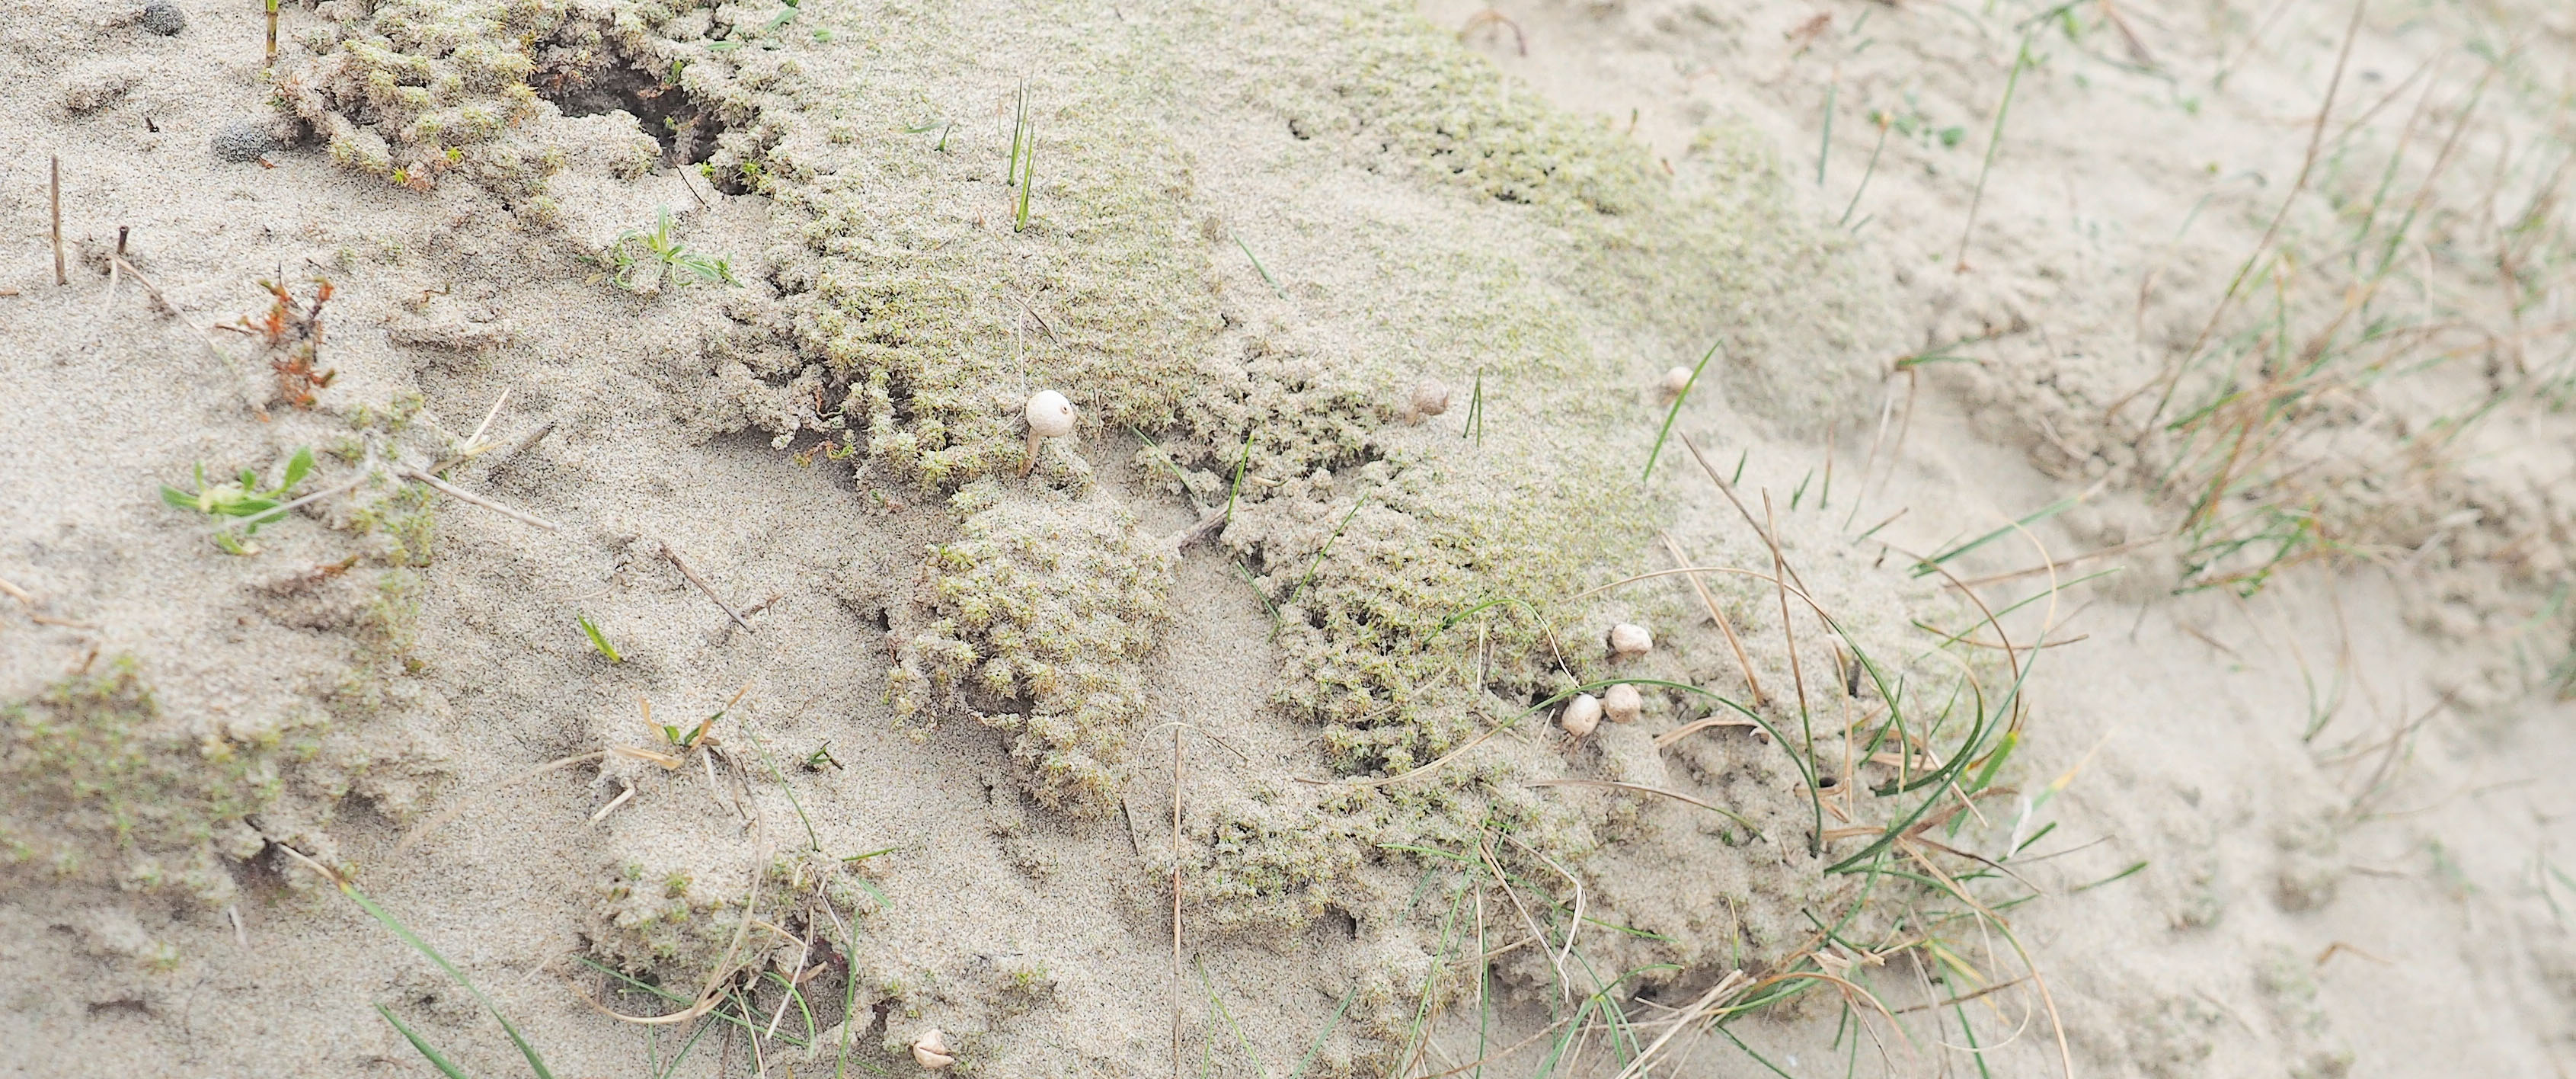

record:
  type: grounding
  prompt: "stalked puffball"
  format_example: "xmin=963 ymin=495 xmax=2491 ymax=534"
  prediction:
xmin=912 ymin=1029 xmax=954 ymax=1070
xmin=1607 ymin=623 xmax=1653 ymax=660
xmin=1405 ymin=378 xmax=1450 ymax=424
xmin=1561 ymin=693 xmax=1602 ymax=738
xmin=1603 ymin=683 xmax=1643 ymax=724
xmin=1020 ymin=389 xmax=1076 ymax=475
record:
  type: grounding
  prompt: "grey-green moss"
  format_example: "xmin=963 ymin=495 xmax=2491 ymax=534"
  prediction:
xmin=298 ymin=0 xmax=1956 ymax=1038
xmin=0 ymin=660 xmax=304 ymax=905
xmin=888 ymin=481 xmax=1176 ymax=815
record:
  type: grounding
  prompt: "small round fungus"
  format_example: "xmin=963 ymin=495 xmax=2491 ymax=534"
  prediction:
xmin=1603 ymin=683 xmax=1642 ymax=723
xmin=1660 ymin=366 xmax=1694 ymax=396
xmin=1020 ymin=389 xmax=1076 ymax=475
xmin=1561 ymin=693 xmax=1602 ymax=738
xmin=1607 ymin=623 xmax=1653 ymax=660
xmin=1405 ymin=378 xmax=1451 ymax=423
xmin=911 ymin=1029 xmax=954 ymax=1070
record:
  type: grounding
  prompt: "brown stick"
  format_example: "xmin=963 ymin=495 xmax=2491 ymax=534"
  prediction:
xmin=50 ymin=156 xmax=66 ymax=286
xmin=661 ymin=540 xmax=756 ymax=635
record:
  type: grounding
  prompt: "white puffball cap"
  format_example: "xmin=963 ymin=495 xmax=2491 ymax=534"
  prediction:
xmin=1660 ymin=367 xmax=1693 ymax=395
xmin=1561 ymin=693 xmax=1602 ymax=737
xmin=1603 ymin=683 xmax=1643 ymax=723
xmin=1410 ymin=379 xmax=1451 ymax=417
xmin=1607 ymin=623 xmax=1653 ymax=659
xmin=912 ymin=1029 xmax=954 ymax=1069
xmin=1026 ymin=390 xmax=1076 ymax=437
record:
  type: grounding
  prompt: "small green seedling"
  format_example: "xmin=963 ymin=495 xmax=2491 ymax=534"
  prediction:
xmin=613 ymin=681 xmax=753 ymax=770
xmin=578 ymin=615 xmax=622 ymax=663
xmin=608 ymin=207 xmax=741 ymax=292
xmin=161 ymin=447 xmax=315 ymax=554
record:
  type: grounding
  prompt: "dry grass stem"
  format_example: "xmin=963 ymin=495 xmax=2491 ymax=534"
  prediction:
xmin=1763 ymin=491 xmax=1814 ymax=724
xmin=50 ymin=155 xmax=65 ymax=287
xmin=401 ymin=466 xmax=559 ymax=530
xmin=1659 ymin=531 xmax=1766 ymax=706
xmin=661 ymin=540 xmax=758 ymax=634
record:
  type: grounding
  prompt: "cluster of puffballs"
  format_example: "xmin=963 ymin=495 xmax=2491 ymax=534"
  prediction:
xmin=1561 ymin=623 xmax=1653 ymax=738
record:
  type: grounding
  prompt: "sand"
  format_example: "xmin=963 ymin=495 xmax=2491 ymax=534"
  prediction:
xmin=5 ymin=0 xmax=2574 ymax=1076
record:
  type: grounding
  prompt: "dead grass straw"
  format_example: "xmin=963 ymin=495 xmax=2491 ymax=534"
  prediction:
xmin=662 ymin=540 xmax=758 ymax=634
xmin=50 ymin=156 xmax=65 ymax=287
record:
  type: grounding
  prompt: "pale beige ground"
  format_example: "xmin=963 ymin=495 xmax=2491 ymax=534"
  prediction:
xmin=5 ymin=0 xmax=2575 ymax=1077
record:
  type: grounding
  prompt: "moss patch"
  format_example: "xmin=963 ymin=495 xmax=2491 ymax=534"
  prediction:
xmin=889 ymin=481 xmax=1178 ymax=815
xmin=0 ymin=660 xmax=305 ymax=905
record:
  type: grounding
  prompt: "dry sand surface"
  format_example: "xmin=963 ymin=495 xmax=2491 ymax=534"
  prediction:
xmin=5 ymin=0 xmax=2575 ymax=1076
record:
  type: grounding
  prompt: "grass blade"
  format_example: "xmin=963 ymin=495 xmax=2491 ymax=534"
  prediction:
xmin=378 ymin=1004 xmax=480 ymax=1079
xmin=1642 ymin=340 xmax=1720 ymax=481
xmin=1912 ymin=494 xmax=2082 ymax=576
xmin=1288 ymin=982 xmax=1361 ymax=1079
xmin=285 ymin=847 xmax=557 ymax=1079
xmin=577 ymin=615 xmax=622 ymax=663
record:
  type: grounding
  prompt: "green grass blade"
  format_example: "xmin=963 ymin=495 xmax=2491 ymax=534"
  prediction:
xmin=577 ymin=616 xmax=622 ymax=663
xmin=1234 ymin=236 xmax=1286 ymax=299
xmin=378 ymin=1004 xmax=479 ymax=1079
xmin=1196 ymin=959 xmax=1274 ymax=1079
xmin=1223 ymin=426 xmax=1256 ymax=525
xmin=1286 ymin=981 xmax=1361 ymax=1079
xmin=339 ymin=883 xmax=556 ymax=1079
xmin=1911 ymin=494 xmax=2082 ymax=576
xmin=2073 ymin=860 xmax=2148 ymax=892
xmin=1283 ymin=496 xmax=1366 ymax=610
xmin=1642 ymin=340 xmax=1720 ymax=481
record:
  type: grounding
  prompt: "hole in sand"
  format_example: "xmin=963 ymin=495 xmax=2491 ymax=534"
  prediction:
xmin=542 ymin=58 xmax=724 ymax=167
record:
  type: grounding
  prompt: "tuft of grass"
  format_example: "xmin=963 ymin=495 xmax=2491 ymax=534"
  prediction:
xmin=1007 ymin=80 xmax=1037 ymax=232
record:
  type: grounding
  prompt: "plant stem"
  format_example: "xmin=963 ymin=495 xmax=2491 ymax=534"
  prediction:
xmin=1954 ymin=30 xmax=2034 ymax=271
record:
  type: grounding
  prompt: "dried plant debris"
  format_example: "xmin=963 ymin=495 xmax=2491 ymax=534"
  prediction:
xmin=220 ymin=280 xmax=337 ymax=411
